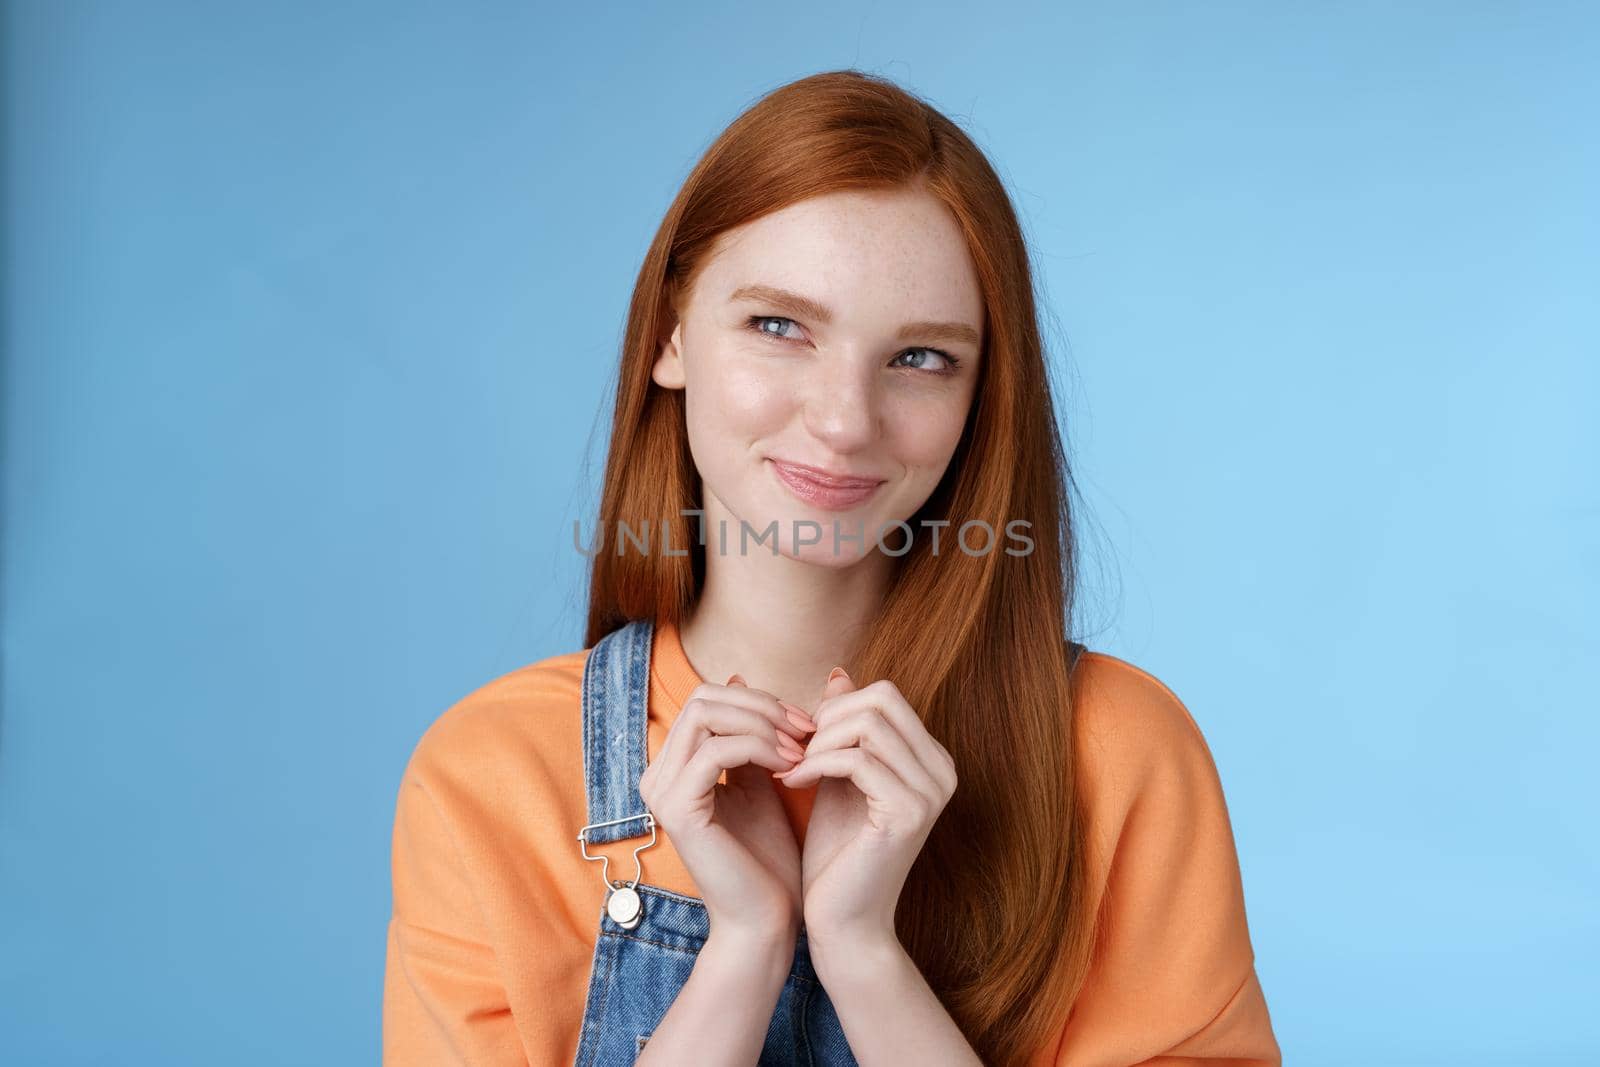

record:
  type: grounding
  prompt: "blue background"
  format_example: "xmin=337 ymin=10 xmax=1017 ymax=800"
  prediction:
xmin=3 ymin=2 xmax=1595 ymax=1063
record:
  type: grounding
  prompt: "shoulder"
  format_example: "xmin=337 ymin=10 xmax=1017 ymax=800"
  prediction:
xmin=387 ymin=648 xmax=594 ymax=944
xmin=399 ymin=647 xmax=592 ymax=799
xmin=1072 ymin=650 xmax=1213 ymax=754
xmin=1070 ymin=650 xmax=1230 ymax=832
xmin=1056 ymin=651 xmax=1276 ymax=1064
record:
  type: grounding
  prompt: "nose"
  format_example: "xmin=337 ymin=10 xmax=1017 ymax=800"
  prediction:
xmin=803 ymin=353 xmax=880 ymax=453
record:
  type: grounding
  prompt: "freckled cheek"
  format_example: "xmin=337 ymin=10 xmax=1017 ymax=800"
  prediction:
xmin=692 ymin=357 xmax=794 ymax=436
xmin=884 ymin=399 xmax=970 ymax=476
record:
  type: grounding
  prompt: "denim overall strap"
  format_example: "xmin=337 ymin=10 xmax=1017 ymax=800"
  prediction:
xmin=578 ymin=617 xmax=655 ymax=845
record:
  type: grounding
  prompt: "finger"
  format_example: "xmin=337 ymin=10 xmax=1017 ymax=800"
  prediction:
xmin=791 ymin=705 xmax=945 ymax=802
xmin=724 ymin=674 xmax=811 ymax=791
xmin=654 ymin=681 xmax=743 ymax=774
xmin=820 ymin=664 xmax=856 ymax=706
xmin=776 ymin=748 xmax=927 ymax=829
xmin=655 ymin=678 xmax=801 ymax=777
xmin=726 ymin=675 xmax=816 ymax=739
xmin=704 ymin=677 xmax=815 ymax=741
xmin=652 ymin=696 xmax=803 ymax=794
xmin=679 ymin=734 xmax=800 ymax=800
xmin=790 ymin=664 xmax=857 ymax=747
xmin=812 ymin=681 xmax=955 ymax=793
xmin=811 ymin=666 xmax=859 ymax=732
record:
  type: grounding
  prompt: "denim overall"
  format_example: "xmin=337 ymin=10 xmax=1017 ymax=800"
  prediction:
xmin=570 ymin=618 xmax=1088 ymax=1065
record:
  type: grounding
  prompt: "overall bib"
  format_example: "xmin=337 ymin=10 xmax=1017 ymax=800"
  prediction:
xmin=569 ymin=618 xmax=857 ymax=1066
xmin=569 ymin=618 xmax=1087 ymax=1065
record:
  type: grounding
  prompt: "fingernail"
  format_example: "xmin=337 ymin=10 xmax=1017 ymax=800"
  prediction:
xmin=727 ymin=673 xmax=746 ymax=686
xmin=779 ymin=700 xmax=816 ymax=730
xmin=777 ymin=733 xmax=804 ymax=759
xmin=827 ymin=666 xmax=851 ymax=683
xmin=773 ymin=764 xmax=800 ymax=779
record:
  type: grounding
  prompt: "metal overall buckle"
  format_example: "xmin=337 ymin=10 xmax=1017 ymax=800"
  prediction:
xmin=576 ymin=811 xmax=656 ymax=930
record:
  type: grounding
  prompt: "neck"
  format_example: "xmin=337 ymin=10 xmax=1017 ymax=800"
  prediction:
xmin=677 ymin=510 xmax=894 ymax=712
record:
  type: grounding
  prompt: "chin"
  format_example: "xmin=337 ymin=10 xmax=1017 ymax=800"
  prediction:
xmin=786 ymin=538 xmax=875 ymax=568
xmin=781 ymin=508 xmax=893 ymax=567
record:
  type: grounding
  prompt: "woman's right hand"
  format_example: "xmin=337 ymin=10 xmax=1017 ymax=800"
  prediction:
xmin=637 ymin=674 xmax=816 ymax=939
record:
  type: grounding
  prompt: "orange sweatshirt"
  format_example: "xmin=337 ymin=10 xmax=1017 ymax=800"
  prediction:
xmin=383 ymin=620 xmax=1280 ymax=1065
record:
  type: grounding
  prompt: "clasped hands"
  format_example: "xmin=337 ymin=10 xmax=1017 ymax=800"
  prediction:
xmin=636 ymin=666 xmax=958 ymax=963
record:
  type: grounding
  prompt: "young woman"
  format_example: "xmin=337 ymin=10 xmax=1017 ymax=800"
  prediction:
xmin=384 ymin=70 xmax=1281 ymax=1067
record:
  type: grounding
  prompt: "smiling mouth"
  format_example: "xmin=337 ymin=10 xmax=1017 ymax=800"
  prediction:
xmin=768 ymin=459 xmax=886 ymax=511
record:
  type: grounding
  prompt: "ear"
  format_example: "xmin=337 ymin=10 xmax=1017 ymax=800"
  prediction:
xmin=651 ymin=320 xmax=687 ymax=390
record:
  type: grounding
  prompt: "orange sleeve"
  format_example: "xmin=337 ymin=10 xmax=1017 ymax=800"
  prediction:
xmin=1053 ymin=659 xmax=1281 ymax=1066
xmin=382 ymin=756 xmax=526 ymax=1065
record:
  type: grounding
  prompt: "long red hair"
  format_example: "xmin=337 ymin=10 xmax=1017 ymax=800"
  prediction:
xmin=584 ymin=70 xmax=1094 ymax=1065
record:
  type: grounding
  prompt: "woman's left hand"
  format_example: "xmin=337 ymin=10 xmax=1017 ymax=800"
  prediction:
xmin=776 ymin=668 xmax=958 ymax=951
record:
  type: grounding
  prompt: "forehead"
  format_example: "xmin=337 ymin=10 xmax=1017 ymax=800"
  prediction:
xmin=692 ymin=186 xmax=984 ymax=326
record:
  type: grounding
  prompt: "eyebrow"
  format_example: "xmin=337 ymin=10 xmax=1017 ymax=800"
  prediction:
xmin=727 ymin=283 xmax=981 ymax=347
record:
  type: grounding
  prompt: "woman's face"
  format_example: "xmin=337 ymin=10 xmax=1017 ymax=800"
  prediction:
xmin=652 ymin=184 xmax=985 ymax=567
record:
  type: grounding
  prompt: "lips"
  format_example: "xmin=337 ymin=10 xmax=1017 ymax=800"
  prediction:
xmin=773 ymin=460 xmax=882 ymax=488
xmin=769 ymin=459 xmax=886 ymax=511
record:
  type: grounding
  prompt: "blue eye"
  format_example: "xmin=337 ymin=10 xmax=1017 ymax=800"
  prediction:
xmin=743 ymin=315 xmax=962 ymax=377
xmin=890 ymin=348 xmax=960 ymax=374
xmin=746 ymin=315 xmax=804 ymax=341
